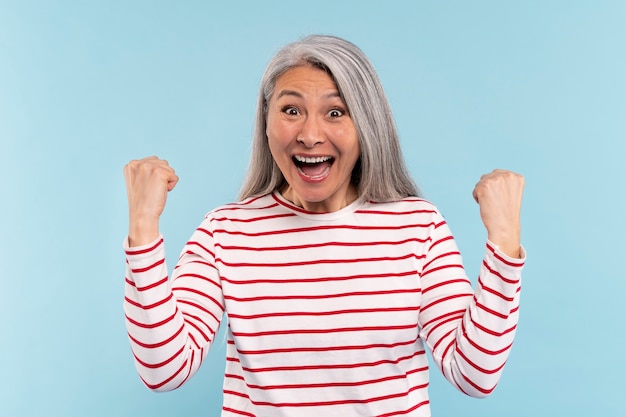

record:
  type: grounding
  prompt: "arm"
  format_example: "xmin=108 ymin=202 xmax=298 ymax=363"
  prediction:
xmin=419 ymin=169 xmax=525 ymax=397
xmin=122 ymin=157 xmax=225 ymax=391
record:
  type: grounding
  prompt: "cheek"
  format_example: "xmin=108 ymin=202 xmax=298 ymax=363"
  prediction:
xmin=267 ymin=134 xmax=291 ymax=172
xmin=267 ymin=137 xmax=280 ymax=164
xmin=267 ymin=119 xmax=292 ymax=146
xmin=339 ymin=127 xmax=360 ymax=160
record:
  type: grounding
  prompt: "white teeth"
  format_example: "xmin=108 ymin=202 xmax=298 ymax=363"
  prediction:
xmin=294 ymin=155 xmax=332 ymax=164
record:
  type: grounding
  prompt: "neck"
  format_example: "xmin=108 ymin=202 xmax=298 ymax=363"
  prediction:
xmin=280 ymin=185 xmax=359 ymax=213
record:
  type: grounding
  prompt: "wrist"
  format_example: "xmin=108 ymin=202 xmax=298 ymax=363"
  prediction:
xmin=487 ymin=232 xmax=521 ymax=259
xmin=128 ymin=216 xmax=160 ymax=247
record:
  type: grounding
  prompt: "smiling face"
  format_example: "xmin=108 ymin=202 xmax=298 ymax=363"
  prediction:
xmin=266 ymin=65 xmax=360 ymax=213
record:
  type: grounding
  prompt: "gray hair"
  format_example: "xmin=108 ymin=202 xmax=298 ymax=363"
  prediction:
xmin=239 ymin=34 xmax=420 ymax=202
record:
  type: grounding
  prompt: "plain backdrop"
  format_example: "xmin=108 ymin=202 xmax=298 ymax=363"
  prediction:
xmin=1 ymin=1 xmax=625 ymax=416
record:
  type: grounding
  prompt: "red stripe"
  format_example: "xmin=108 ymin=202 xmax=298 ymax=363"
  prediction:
xmin=421 ymin=263 xmax=464 ymax=279
xmin=470 ymin=316 xmax=517 ymax=337
xmin=375 ymin=400 xmax=430 ymax=417
xmin=456 ymin=346 xmax=505 ymax=374
xmin=236 ymin=349 xmax=424 ymax=373
xmin=177 ymin=298 xmax=221 ymax=324
xmin=421 ymin=249 xmax=459 ymax=272
xmin=218 ymin=253 xmax=421 ymax=268
xmin=175 ymin=273 xmax=221 ymax=290
xmin=406 ymin=366 xmax=429 ymax=376
xmin=433 ymin=220 xmax=447 ymax=229
xmin=126 ymin=310 xmax=178 ymax=330
xmin=181 ymin=312 xmax=213 ymax=343
xmin=131 ymin=258 xmax=165 ymax=274
xmin=213 ymin=212 xmax=297 ymax=223
xmin=223 ymin=389 xmax=249 ymax=400
xmin=212 ymin=222 xmax=436 ymax=239
xmin=421 ymin=293 xmax=472 ymax=313
xmin=475 ymin=298 xmax=509 ymax=320
xmin=133 ymin=345 xmax=184 ymax=369
xmin=141 ymin=359 xmax=188 ymax=390
xmin=487 ymin=242 xmax=524 ymax=267
xmin=174 ymin=286 xmax=224 ymax=310
xmin=222 ymin=407 xmax=255 ymax=417
xmin=175 ymin=349 xmax=196 ymax=389
xmin=460 ymin=371 xmax=496 ymax=396
xmin=124 ymin=293 xmax=172 ymax=310
xmin=236 ymin=385 xmax=425 ymax=408
xmin=234 ymin=337 xmax=420 ymax=355
xmin=127 ymin=324 xmax=185 ymax=349
xmin=214 ymin=197 xmax=277 ymax=212
xmin=420 ymin=308 xmax=465 ymax=332
xmin=215 ymin=236 xmax=431 ymax=252
xmin=246 ymin=373 xmax=409 ymax=391
xmin=433 ymin=329 xmax=456 ymax=358
xmin=427 ymin=235 xmax=454 ymax=253
xmin=221 ymin=270 xmax=417 ymax=285
xmin=232 ymin=323 xmax=417 ymax=338
xmin=185 ymin=241 xmax=215 ymax=258
xmin=224 ymin=288 xmax=420 ymax=303
xmin=478 ymin=277 xmax=514 ymax=301
xmin=462 ymin=319 xmax=513 ymax=355
xmin=195 ymin=227 xmax=213 ymax=238
xmin=224 ymin=372 xmax=244 ymax=381
xmin=424 ymin=312 xmax=465 ymax=342
xmin=188 ymin=332 xmax=200 ymax=350
xmin=421 ymin=277 xmax=470 ymax=294
xmin=173 ymin=259 xmax=214 ymax=270
xmin=125 ymin=238 xmax=163 ymax=255
xmin=355 ymin=208 xmax=436 ymax=216
xmin=482 ymin=260 xmax=521 ymax=284
xmin=132 ymin=276 xmax=168 ymax=292
xmin=227 ymin=305 xmax=419 ymax=321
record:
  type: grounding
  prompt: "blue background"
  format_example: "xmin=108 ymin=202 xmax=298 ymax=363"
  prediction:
xmin=1 ymin=1 xmax=624 ymax=416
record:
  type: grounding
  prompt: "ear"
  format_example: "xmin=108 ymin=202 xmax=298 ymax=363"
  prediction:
xmin=263 ymin=98 xmax=270 ymax=116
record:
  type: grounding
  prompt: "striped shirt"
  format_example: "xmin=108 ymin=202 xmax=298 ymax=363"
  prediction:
xmin=124 ymin=192 xmax=524 ymax=417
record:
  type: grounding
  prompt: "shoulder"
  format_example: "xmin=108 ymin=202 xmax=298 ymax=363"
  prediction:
xmin=359 ymin=197 xmax=441 ymax=217
xmin=352 ymin=197 xmax=446 ymax=229
xmin=202 ymin=193 xmax=286 ymax=222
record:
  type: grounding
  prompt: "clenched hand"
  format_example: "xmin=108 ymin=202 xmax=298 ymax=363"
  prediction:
xmin=123 ymin=156 xmax=179 ymax=247
xmin=472 ymin=169 xmax=525 ymax=258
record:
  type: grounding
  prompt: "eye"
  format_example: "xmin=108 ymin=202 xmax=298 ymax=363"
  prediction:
xmin=328 ymin=108 xmax=344 ymax=118
xmin=281 ymin=106 xmax=299 ymax=116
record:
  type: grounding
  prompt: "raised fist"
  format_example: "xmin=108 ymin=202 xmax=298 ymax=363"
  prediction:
xmin=472 ymin=169 xmax=525 ymax=258
xmin=123 ymin=156 xmax=179 ymax=246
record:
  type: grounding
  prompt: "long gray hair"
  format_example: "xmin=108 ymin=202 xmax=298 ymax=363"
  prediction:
xmin=238 ymin=35 xmax=420 ymax=202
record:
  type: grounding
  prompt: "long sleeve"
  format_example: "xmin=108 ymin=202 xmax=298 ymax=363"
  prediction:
xmin=123 ymin=223 xmax=225 ymax=391
xmin=418 ymin=215 xmax=524 ymax=397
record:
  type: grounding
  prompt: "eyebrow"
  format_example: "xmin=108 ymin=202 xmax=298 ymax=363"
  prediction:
xmin=275 ymin=89 xmax=341 ymax=100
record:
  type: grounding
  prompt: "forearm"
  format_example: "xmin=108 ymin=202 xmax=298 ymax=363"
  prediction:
xmin=418 ymin=206 xmax=525 ymax=396
xmin=123 ymin=236 xmax=214 ymax=391
xmin=127 ymin=216 xmax=160 ymax=247
xmin=437 ymin=242 xmax=524 ymax=397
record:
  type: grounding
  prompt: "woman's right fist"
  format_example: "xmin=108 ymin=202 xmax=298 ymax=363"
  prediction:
xmin=123 ymin=156 xmax=179 ymax=246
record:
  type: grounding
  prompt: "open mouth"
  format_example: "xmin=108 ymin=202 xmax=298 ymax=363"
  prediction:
xmin=292 ymin=155 xmax=335 ymax=178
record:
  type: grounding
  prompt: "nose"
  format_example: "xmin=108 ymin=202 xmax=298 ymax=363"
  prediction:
xmin=297 ymin=116 xmax=324 ymax=148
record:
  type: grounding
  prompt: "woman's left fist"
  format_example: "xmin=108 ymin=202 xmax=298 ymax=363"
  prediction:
xmin=472 ymin=169 xmax=525 ymax=258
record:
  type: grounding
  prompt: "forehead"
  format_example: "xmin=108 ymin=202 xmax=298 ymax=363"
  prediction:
xmin=273 ymin=65 xmax=340 ymax=97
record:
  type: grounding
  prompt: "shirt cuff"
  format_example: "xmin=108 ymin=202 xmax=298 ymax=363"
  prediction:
xmin=123 ymin=235 xmax=164 ymax=259
xmin=486 ymin=239 xmax=526 ymax=265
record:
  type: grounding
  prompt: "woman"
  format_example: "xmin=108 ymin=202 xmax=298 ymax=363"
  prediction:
xmin=123 ymin=35 xmax=525 ymax=417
